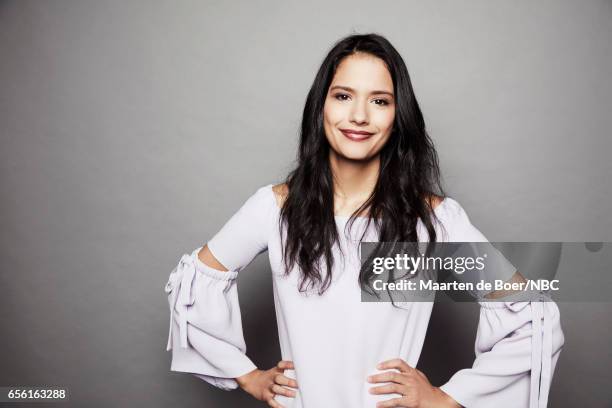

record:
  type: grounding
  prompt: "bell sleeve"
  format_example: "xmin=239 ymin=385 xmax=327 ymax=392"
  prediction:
xmin=436 ymin=199 xmax=565 ymax=407
xmin=164 ymin=185 xmax=275 ymax=390
xmin=439 ymin=296 xmax=564 ymax=408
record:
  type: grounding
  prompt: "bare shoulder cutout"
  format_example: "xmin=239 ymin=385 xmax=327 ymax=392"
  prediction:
xmin=272 ymin=183 xmax=288 ymax=209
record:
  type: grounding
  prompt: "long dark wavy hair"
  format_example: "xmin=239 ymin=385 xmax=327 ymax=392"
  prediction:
xmin=279 ymin=33 xmax=445 ymax=295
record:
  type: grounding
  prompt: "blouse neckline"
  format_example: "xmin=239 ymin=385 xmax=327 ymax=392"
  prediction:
xmin=266 ymin=183 xmax=450 ymax=221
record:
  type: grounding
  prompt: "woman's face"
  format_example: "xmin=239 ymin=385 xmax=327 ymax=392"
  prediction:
xmin=323 ymin=52 xmax=396 ymax=162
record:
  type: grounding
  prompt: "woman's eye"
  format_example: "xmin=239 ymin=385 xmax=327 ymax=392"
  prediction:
xmin=333 ymin=94 xmax=389 ymax=106
xmin=334 ymin=93 xmax=350 ymax=101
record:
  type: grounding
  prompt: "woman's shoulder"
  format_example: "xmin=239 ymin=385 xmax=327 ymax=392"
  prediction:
xmin=427 ymin=193 xmax=445 ymax=211
xmin=227 ymin=183 xmax=279 ymax=218
xmin=431 ymin=195 xmax=468 ymax=220
xmin=426 ymin=193 xmax=468 ymax=222
xmin=428 ymin=195 xmax=488 ymax=242
xmin=271 ymin=183 xmax=288 ymax=210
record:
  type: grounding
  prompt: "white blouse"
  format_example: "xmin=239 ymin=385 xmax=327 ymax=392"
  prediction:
xmin=165 ymin=184 xmax=564 ymax=408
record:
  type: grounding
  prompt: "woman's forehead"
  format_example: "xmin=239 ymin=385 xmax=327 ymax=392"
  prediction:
xmin=332 ymin=54 xmax=393 ymax=93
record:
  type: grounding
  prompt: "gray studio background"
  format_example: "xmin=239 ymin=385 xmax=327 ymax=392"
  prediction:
xmin=1 ymin=0 xmax=611 ymax=407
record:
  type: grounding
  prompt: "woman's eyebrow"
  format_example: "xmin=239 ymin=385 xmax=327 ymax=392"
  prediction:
xmin=329 ymin=85 xmax=394 ymax=98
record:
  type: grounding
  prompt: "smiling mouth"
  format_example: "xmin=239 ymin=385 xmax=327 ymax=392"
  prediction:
xmin=339 ymin=129 xmax=374 ymax=141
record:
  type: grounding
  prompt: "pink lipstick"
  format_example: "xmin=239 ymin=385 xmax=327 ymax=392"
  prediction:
xmin=339 ymin=129 xmax=374 ymax=142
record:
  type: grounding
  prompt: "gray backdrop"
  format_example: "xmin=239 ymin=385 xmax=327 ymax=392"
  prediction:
xmin=1 ymin=0 xmax=611 ymax=407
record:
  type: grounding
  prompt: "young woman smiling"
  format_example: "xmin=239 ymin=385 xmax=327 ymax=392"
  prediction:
xmin=164 ymin=33 xmax=564 ymax=408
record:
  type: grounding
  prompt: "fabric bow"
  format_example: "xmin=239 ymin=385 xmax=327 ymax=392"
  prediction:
xmin=501 ymin=294 xmax=554 ymax=408
xmin=527 ymin=294 xmax=554 ymax=408
xmin=165 ymin=251 xmax=199 ymax=350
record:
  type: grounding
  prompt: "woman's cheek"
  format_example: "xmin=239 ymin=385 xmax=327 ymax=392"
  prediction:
xmin=376 ymin=108 xmax=395 ymax=129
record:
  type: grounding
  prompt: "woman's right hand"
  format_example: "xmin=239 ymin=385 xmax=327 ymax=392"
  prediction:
xmin=236 ymin=360 xmax=298 ymax=407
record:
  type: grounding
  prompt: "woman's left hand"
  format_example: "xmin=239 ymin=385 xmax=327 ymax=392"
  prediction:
xmin=368 ymin=359 xmax=461 ymax=408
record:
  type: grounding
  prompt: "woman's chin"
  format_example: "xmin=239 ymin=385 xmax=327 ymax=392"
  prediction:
xmin=335 ymin=149 xmax=377 ymax=162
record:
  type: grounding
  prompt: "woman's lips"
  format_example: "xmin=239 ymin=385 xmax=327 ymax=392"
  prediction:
xmin=340 ymin=129 xmax=374 ymax=141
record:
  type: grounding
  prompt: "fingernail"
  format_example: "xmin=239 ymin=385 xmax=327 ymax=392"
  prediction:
xmin=376 ymin=363 xmax=382 ymax=369
xmin=367 ymin=376 xmax=372 ymax=382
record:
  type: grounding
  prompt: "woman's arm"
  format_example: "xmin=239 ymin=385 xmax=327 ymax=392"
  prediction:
xmin=435 ymin=200 xmax=565 ymax=407
xmin=196 ymin=244 xmax=298 ymax=406
xmin=164 ymin=185 xmax=298 ymax=406
xmin=439 ymin=272 xmax=565 ymax=408
xmin=197 ymin=244 xmax=228 ymax=271
xmin=369 ymin=199 xmax=565 ymax=407
xmin=165 ymin=246 xmax=255 ymax=389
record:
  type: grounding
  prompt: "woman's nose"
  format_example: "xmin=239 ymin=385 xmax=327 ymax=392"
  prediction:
xmin=349 ymin=101 xmax=369 ymax=125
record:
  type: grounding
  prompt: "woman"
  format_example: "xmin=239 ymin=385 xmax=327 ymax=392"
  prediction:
xmin=164 ymin=33 xmax=564 ymax=407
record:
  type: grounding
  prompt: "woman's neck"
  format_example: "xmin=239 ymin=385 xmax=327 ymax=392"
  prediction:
xmin=329 ymin=150 xmax=379 ymax=215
